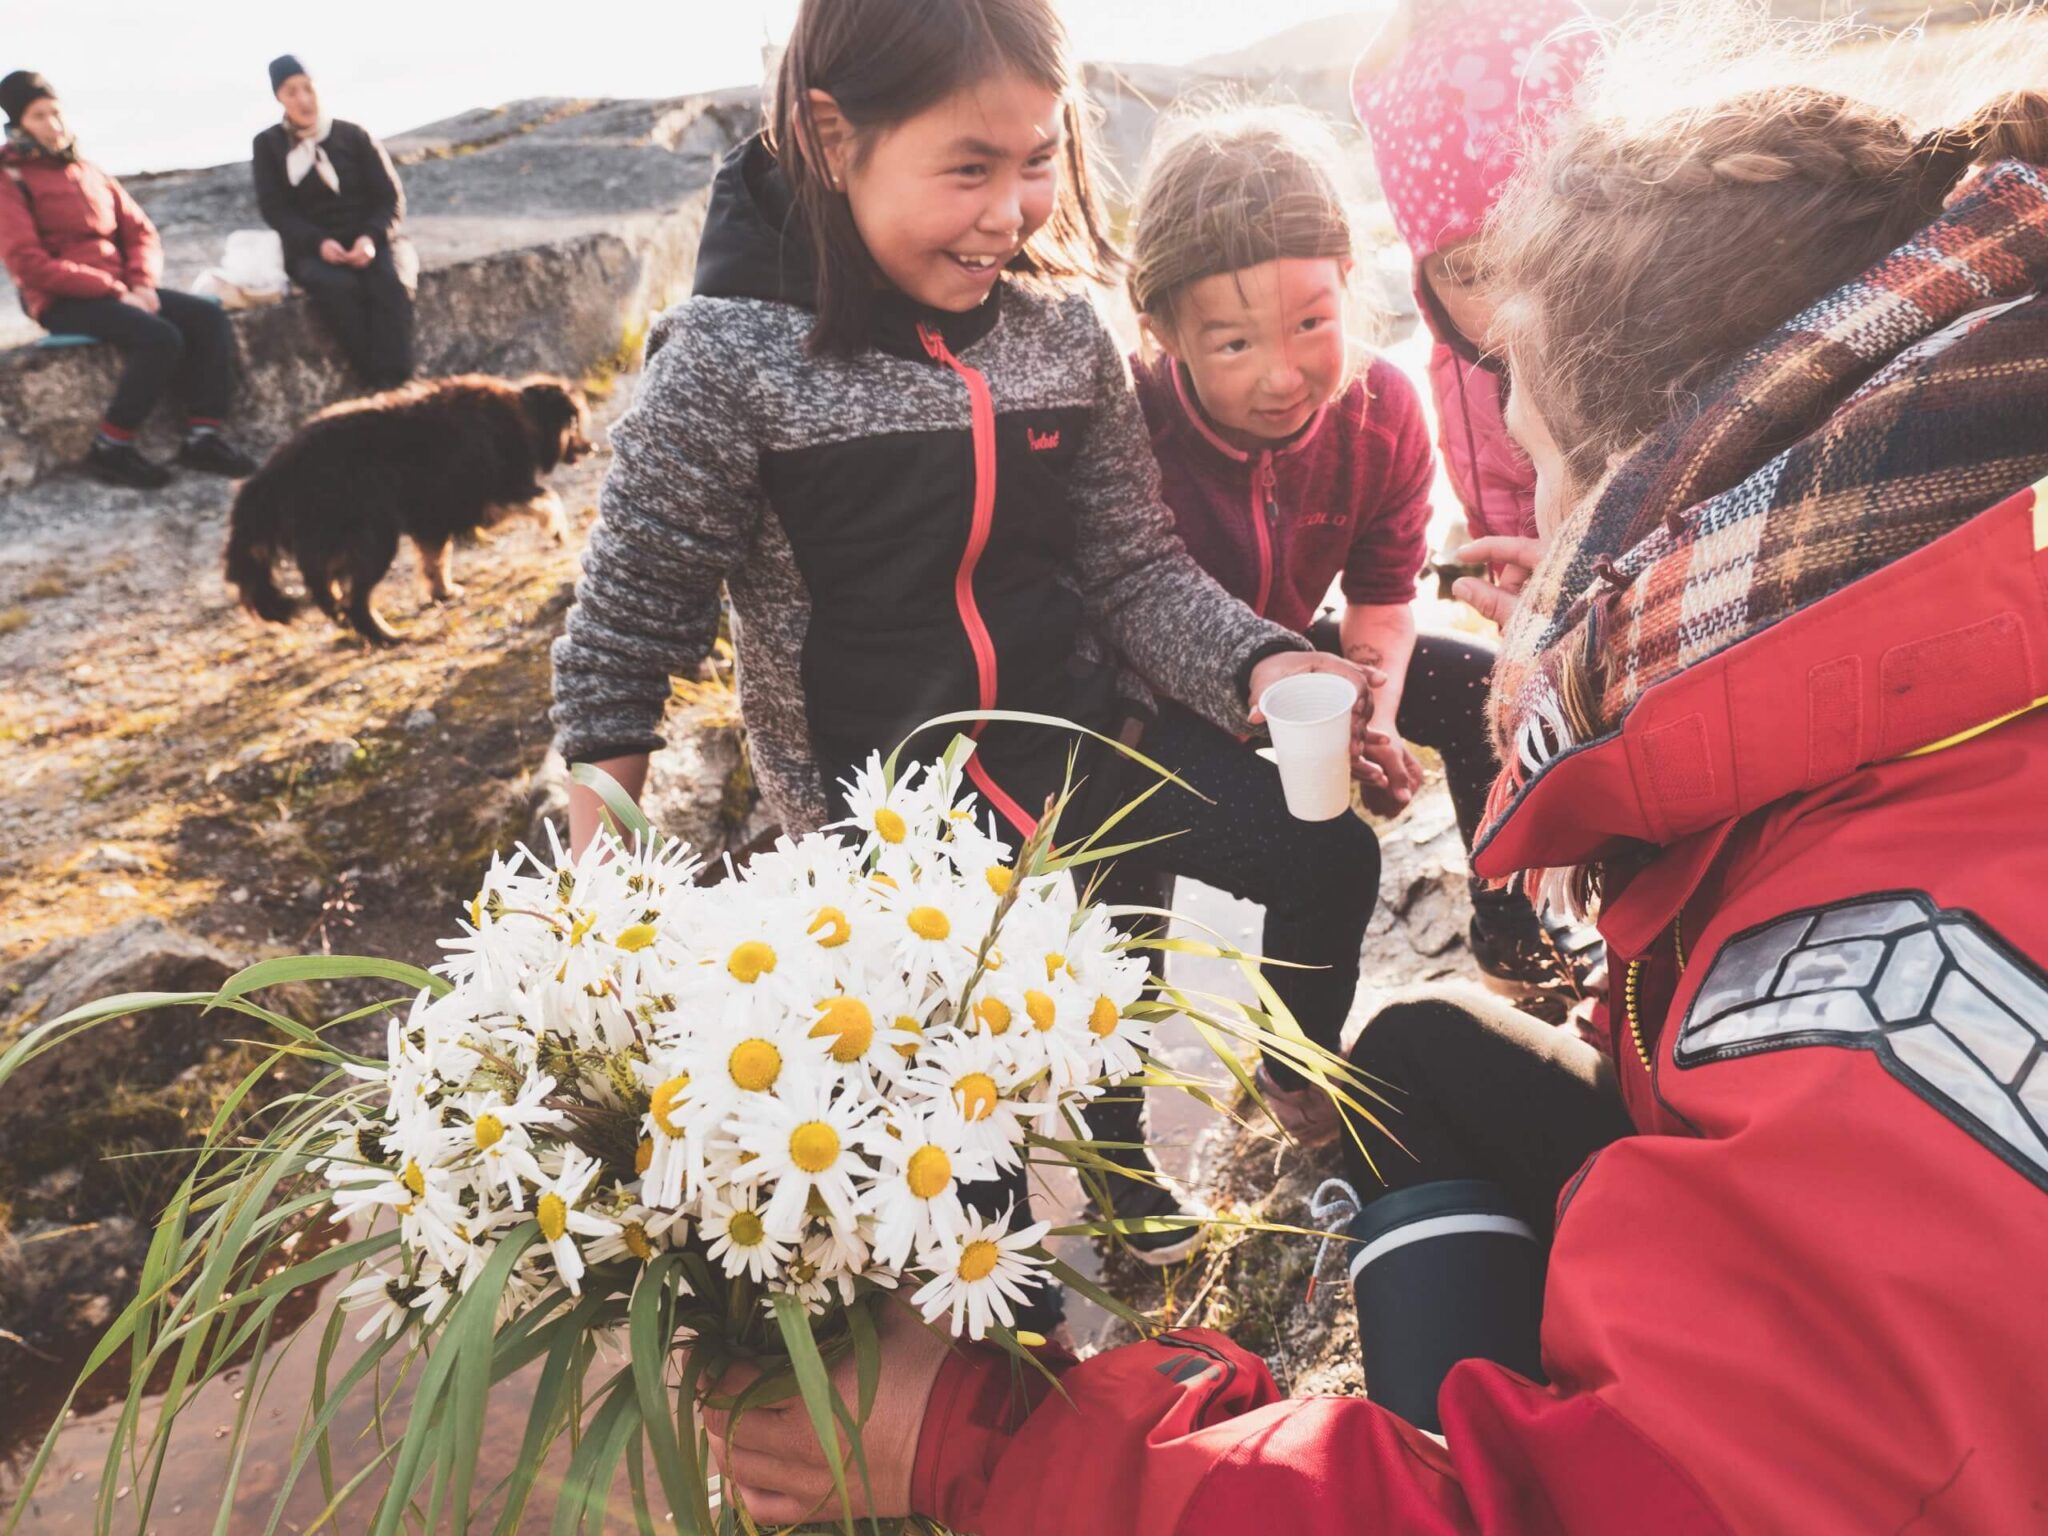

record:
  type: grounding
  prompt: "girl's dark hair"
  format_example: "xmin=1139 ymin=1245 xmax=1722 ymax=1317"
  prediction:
xmin=768 ymin=0 xmax=1120 ymax=357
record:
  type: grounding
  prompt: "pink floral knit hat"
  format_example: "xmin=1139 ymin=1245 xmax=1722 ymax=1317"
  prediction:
xmin=1352 ymin=0 xmax=1602 ymax=257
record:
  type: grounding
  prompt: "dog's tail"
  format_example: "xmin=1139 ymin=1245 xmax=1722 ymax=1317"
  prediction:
xmin=223 ymin=469 xmax=300 ymax=624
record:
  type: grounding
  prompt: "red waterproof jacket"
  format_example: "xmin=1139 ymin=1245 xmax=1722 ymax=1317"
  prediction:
xmin=0 ymin=143 xmax=161 ymax=321
xmin=912 ymin=472 xmax=2048 ymax=1534
xmin=1131 ymin=352 xmax=1436 ymax=632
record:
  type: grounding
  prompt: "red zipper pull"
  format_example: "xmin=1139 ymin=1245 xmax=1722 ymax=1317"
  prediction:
xmin=1261 ymin=457 xmax=1279 ymax=525
xmin=918 ymin=322 xmax=948 ymax=363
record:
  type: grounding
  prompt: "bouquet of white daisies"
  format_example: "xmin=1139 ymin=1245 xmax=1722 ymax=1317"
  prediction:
xmin=328 ymin=744 xmax=1153 ymax=1351
xmin=1 ymin=732 xmax=1368 ymax=1535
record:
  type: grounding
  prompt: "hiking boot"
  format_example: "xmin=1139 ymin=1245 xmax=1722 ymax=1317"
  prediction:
xmin=84 ymin=439 xmax=171 ymax=489
xmin=1089 ymin=1150 xmax=1210 ymax=1267
xmin=177 ymin=427 xmax=258 ymax=477
xmin=1255 ymin=1061 xmax=1344 ymax=1149
xmin=1469 ymin=886 xmax=1605 ymax=1004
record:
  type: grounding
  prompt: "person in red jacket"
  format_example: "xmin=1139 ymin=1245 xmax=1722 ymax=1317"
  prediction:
xmin=0 ymin=71 xmax=256 ymax=488
xmin=1116 ymin=105 xmax=1596 ymax=1054
xmin=706 ymin=69 xmax=2048 ymax=1536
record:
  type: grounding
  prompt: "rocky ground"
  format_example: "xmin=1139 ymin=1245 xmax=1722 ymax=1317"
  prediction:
xmin=0 ymin=375 xmax=770 ymax=1430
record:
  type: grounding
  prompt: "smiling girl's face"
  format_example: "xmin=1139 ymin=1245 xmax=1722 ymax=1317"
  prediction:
xmin=1148 ymin=256 xmax=1350 ymax=449
xmin=818 ymin=71 xmax=1063 ymax=314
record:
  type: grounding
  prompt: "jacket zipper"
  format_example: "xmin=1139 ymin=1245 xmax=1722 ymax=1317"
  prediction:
xmin=1252 ymin=453 xmax=1277 ymax=618
xmin=918 ymin=322 xmax=1038 ymax=837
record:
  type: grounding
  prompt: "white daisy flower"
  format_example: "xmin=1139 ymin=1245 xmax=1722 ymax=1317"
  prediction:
xmin=531 ymin=1149 xmax=618 ymax=1296
xmin=864 ymin=1106 xmax=987 ymax=1270
xmin=584 ymin=1202 xmax=689 ymax=1267
xmin=457 ymin=1074 xmax=560 ymax=1210
xmin=728 ymin=1079 xmax=876 ymax=1239
xmin=833 ymin=754 xmax=943 ymax=865
xmin=904 ymin=1032 xmax=1052 ymax=1169
xmin=909 ymin=1208 xmax=1053 ymax=1340
xmin=337 ymin=1266 xmax=420 ymax=1343
xmin=702 ymin=1187 xmax=793 ymax=1283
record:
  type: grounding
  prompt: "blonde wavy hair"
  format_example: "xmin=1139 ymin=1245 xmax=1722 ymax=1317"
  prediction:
xmin=1482 ymin=4 xmax=2048 ymax=487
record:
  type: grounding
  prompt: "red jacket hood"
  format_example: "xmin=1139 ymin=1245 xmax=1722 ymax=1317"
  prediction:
xmin=1475 ymin=477 xmax=2048 ymax=888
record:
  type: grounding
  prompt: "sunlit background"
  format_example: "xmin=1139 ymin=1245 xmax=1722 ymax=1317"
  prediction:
xmin=9 ymin=0 xmax=1393 ymax=175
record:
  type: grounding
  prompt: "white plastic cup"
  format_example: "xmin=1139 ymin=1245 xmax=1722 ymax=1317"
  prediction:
xmin=1258 ymin=672 xmax=1358 ymax=821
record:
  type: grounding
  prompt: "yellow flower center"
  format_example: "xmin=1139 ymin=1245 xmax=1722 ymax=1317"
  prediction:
xmin=727 ymin=941 xmax=778 ymax=983
xmin=811 ymin=997 xmax=875 ymax=1062
xmin=473 ymin=1113 xmax=505 ymax=1151
xmin=907 ymin=906 xmax=950 ymax=941
xmin=906 ymin=1144 xmax=952 ymax=1200
xmin=874 ymin=807 xmax=908 ymax=844
xmin=1024 ymin=990 xmax=1057 ymax=1033
xmin=568 ymin=912 xmax=597 ymax=947
xmin=1044 ymin=953 xmax=1067 ymax=982
xmin=954 ymin=1072 xmax=999 ymax=1123
xmin=808 ymin=906 xmax=851 ymax=948
xmin=651 ymin=1073 xmax=692 ymax=1137
xmin=958 ymin=1239 xmax=1001 ymax=1283
xmin=615 ymin=922 xmax=658 ymax=953
xmin=537 ymin=1192 xmax=567 ymax=1243
xmin=975 ymin=997 xmax=1012 ymax=1036
xmin=635 ymin=1136 xmax=653 ymax=1175
xmin=727 ymin=1209 xmax=765 ymax=1247
xmin=1090 ymin=995 xmax=1120 ymax=1038
xmin=985 ymin=866 xmax=1013 ymax=896
xmin=623 ymin=1220 xmax=654 ymax=1262
xmin=729 ymin=1039 xmax=783 ymax=1093
xmin=401 ymin=1159 xmax=425 ymax=1197
xmin=789 ymin=1120 xmax=841 ymax=1174
xmin=894 ymin=1016 xmax=924 ymax=1058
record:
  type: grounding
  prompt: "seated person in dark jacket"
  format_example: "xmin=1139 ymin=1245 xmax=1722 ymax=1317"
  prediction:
xmin=252 ymin=55 xmax=415 ymax=389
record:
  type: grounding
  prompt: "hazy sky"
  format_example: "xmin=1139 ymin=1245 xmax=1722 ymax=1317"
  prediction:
xmin=12 ymin=1 xmax=1373 ymax=175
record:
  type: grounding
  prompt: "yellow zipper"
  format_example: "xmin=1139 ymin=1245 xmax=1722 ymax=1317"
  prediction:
xmin=1624 ymin=914 xmax=1686 ymax=1074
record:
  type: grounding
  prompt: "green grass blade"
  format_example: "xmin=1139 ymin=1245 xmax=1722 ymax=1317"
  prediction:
xmin=769 ymin=1294 xmax=855 ymax=1536
xmin=571 ymin=762 xmax=656 ymax=847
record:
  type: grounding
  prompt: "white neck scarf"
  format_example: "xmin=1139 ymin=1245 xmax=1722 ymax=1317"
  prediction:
xmin=284 ymin=116 xmax=339 ymax=194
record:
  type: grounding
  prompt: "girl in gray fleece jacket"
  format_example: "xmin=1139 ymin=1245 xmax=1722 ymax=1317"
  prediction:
xmin=551 ymin=0 xmax=1384 ymax=1275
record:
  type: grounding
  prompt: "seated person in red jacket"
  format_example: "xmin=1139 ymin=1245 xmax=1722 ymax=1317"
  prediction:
xmin=0 ymin=71 xmax=256 ymax=489
xmin=706 ymin=51 xmax=2048 ymax=1536
xmin=252 ymin=55 xmax=415 ymax=390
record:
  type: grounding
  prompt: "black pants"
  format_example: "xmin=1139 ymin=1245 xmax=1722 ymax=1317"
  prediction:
xmin=1308 ymin=618 xmax=1498 ymax=850
xmin=1096 ymin=701 xmax=1379 ymax=1094
xmin=1339 ymin=988 xmax=1633 ymax=1238
xmin=287 ymin=244 xmax=415 ymax=384
xmin=40 ymin=288 xmax=234 ymax=432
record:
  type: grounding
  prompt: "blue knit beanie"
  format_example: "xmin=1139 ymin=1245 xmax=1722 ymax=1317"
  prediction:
xmin=268 ymin=55 xmax=308 ymax=95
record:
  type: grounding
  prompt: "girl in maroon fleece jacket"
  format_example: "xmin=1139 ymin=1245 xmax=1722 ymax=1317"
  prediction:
xmin=1117 ymin=108 xmax=1592 ymax=1076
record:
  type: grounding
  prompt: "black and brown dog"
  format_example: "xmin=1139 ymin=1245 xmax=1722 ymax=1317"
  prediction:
xmin=225 ymin=374 xmax=593 ymax=644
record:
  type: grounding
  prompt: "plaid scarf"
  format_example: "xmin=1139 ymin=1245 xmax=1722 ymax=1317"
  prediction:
xmin=1485 ymin=159 xmax=2048 ymax=860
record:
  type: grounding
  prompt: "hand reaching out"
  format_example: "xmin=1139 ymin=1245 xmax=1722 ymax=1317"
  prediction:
xmin=1452 ymin=535 xmax=1546 ymax=627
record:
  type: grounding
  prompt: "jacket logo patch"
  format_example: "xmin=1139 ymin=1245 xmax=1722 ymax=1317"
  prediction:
xmin=1675 ymin=892 xmax=2048 ymax=1190
xmin=1027 ymin=428 xmax=1060 ymax=452
xmin=1154 ymin=1353 xmax=1222 ymax=1386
